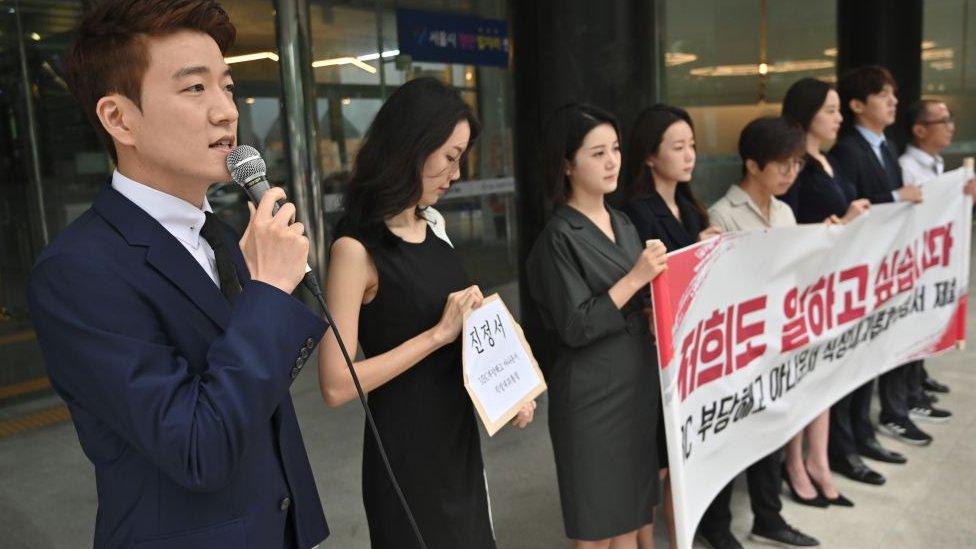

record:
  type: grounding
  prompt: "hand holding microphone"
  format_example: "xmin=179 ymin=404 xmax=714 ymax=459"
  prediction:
xmin=227 ymin=145 xmax=315 ymax=295
xmin=238 ymin=186 xmax=309 ymax=294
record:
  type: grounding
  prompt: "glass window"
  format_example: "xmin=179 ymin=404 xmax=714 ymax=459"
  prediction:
xmin=309 ymin=0 xmax=517 ymax=290
xmin=923 ymin=0 xmax=976 ymax=165
xmin=1 ymin=0 xmax=91 ymax=391
xmin=661 ymin=0 xmax=836 ymax=204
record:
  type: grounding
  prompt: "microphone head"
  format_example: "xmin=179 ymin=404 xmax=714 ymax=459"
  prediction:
xmin=226 ymin=145 xmax=267 ymax=186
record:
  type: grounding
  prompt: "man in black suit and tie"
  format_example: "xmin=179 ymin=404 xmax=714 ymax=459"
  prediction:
xmin=828 ymin=66 xmax=929 ymax=486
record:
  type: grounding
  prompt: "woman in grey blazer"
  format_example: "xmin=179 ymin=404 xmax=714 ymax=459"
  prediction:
xmin=526 ymin=104 xmax=668 ymax=548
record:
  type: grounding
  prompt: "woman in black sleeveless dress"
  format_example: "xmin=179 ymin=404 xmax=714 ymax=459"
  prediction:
xmin=316 ymin=78 xmax=534 ymax=549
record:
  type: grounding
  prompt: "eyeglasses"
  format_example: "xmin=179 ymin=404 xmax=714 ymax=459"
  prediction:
xmin=919 ymin=116 xmax=954 ymax=127
xmin=775 ymin=158 xmax=806 ymax=176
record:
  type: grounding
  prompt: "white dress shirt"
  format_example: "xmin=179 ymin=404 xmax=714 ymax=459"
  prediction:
xmin=899 ymin=144 xmax=944 ymax=186
xmin=708 ymin=184 xmax=797 ymax=232
xmin=111 ymin=170 xmax=219 ymax=285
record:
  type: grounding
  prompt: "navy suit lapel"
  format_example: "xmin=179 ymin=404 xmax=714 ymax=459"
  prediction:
xmin=93 ymin=184 xmax=232 ymax=329
xmin=851 ymin=130 xmax=889 ymax=186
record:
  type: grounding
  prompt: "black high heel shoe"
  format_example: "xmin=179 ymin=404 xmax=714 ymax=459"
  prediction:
xmin=808 ymin=471 xmax=854 ymax=507
xmin=781 ymin=464 xmax=829 ymax=507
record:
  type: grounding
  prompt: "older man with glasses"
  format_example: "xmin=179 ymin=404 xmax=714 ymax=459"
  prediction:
xmin=898 ymin=99 xmax=975 ymax=428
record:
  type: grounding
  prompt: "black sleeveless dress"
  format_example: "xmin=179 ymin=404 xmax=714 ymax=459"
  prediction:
xmin=351 ymin=224 xmax=495 ymax=549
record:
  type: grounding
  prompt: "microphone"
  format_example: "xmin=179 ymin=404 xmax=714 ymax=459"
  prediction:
xmin=225 ymin=145 xmax=320 ymax=296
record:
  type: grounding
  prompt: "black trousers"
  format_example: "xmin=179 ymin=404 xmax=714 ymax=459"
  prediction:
xmin=699 ymin=449 xmax=786 ymax=535
xmin=879 ymin=360 xmax=927 ymax=423
xmin=829 ymin=380 xmax=875 ymax=459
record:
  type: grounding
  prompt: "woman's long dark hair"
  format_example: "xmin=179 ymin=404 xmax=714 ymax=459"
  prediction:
xmin=782 ymin=77 xmax=833 ymax=132
xmin=541 ymin=103 xmax=619 ymax=203
xmin=624 ymin=104 xmax=709 ymax=224
xmin=337 ymin=77 xmax=480 ymax=240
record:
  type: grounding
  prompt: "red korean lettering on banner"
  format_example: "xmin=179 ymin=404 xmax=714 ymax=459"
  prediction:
xmin=836 ymin=265 xmax=869 ymax=324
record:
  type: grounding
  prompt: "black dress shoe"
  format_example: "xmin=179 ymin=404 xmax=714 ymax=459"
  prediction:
xmin=858 ymin=437 xmax=908 ymax=463
xmin=781 ymin=464 xmax=829 ymax=507
xmin=923 ymin=377 xmax=950 ymax=393
xmin=830 ymin=454 xmax=886 ymax=485
xmin=750 ymin=524 xmax=820 ymax=547
xmin=699 ymin=529 xmax=744 ymax=549
xmin=808 ymin=473 xmax=854 ymax=507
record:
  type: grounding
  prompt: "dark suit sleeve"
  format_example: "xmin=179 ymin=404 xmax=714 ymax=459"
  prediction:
xmin=527 ymin=229 xmax=628 ymax=348
xmin=28 ymin=253 xmax=328 ymax=492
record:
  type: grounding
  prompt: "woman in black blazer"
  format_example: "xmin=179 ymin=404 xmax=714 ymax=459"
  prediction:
xmin=620 ymin=104 xmax=717 ymax=548
xmin=622 ymin=104 xmax=719 ymax=253
xmin=526 ymin=104 xmax=667 ymax=548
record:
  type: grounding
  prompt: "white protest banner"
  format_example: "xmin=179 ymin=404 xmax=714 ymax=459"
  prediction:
xmin=650 ymin=168 xmax=972 ymax=549
xmin=462 ymin=294 xmax=547 ymax=436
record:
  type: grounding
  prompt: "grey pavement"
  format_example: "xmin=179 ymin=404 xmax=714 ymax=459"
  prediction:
xmin=1 ymin=281 xmax=974 ymax=548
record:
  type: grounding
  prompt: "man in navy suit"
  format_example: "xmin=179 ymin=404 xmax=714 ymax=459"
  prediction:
xmin=828 ymin=65 xmax=927 ymax=487
xmin=27 ymin=1 xmax=329 ymax=547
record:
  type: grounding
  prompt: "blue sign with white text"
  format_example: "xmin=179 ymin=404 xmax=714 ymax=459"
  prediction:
xmin=396 ymin=9 xmax=509 ymax=68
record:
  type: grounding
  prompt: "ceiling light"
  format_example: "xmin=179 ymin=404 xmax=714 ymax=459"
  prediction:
xmin=245 ymin=97 xmax=256 ymax=105
xmin=29 ymin=32 xmax=41 ymax=41
xmin=341 ymin=97 xmax=352 ymax=105
xmin=225 ymin=51 xmax=279 ymax=64
xmin=665 ymin=52 xmax=698 ymax=67
xmin=922 ymin=48 xmax=953 ymax=61
xmin=312 ymin=57 xmax=377 ymax=74
xmin=823 ymin=47 xmax=837 ymax=57
xmin=690 ymin=59 xmax=834 ymax=77
xmin=356 ymin=49 xmax=400 ymax=62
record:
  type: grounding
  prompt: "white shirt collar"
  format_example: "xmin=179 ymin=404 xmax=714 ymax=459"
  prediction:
xmin=855 ymin=125 xmax=886 ymax=148
xmin=111 ymin=170 xmax=213 ymax=249
xmin=904 ymin=144 xmax=943 ymax=172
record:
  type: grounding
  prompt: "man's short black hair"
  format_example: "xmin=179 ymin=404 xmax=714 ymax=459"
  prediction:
xmin=838 ymin=65 xmax=897 ymax=123
xmin=738 ymin=116 xmax=805 ymax=174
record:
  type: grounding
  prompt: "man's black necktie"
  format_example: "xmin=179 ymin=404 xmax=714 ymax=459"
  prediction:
xmin=880 ymin=140 xmax=902 ymax=190
xmin=200 ymin=212 xmax=243 ymax=305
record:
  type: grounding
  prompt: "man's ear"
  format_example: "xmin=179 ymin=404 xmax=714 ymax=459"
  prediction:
xmin=849 ymin=98 xmax=865 ymax=116
xmin=95 ymin=94 xmax=138 ymax=149
xmin=912 ymin=123 xmax=927 ymax=142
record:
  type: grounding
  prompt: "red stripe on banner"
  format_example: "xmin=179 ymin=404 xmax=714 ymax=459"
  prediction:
xmin=930 ymin=296 xmax=968 ymax=353
xmin=652 ymin=270 xmax=675 ymax=368
xmin=651 ymin=238 xmax=720 ymax=370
